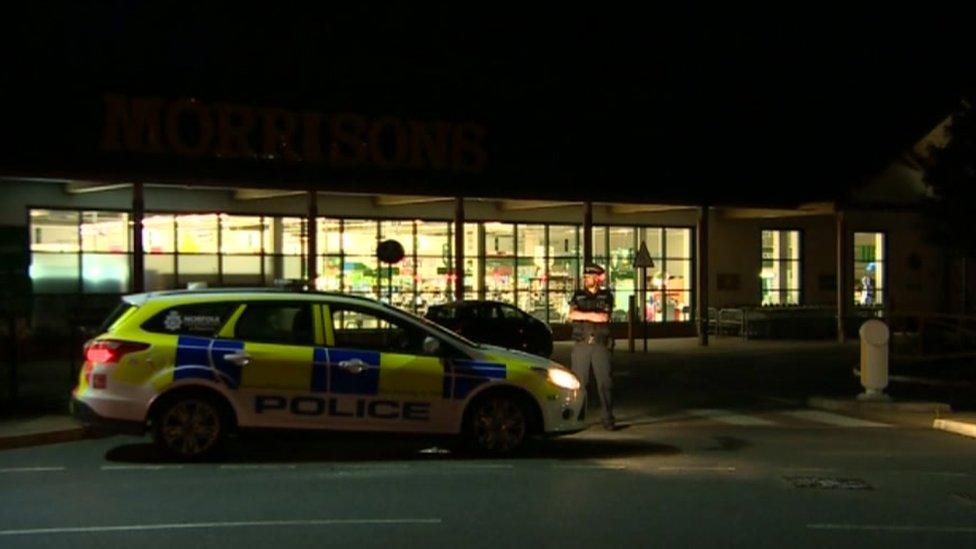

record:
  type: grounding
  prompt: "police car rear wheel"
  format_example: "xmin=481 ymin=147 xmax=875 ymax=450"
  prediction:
xmin=467 ymin=396 xmax=528 ymax=454
xmin=153 ymin=397 xmax=224 ymax=460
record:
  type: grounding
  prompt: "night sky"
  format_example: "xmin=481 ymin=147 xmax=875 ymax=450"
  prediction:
xmin=2 ymin=4 xmax=973 ymax=205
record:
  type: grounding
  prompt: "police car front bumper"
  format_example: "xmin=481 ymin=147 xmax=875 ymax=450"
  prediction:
xmin=540 ymin=388 xmax=586 ymax=436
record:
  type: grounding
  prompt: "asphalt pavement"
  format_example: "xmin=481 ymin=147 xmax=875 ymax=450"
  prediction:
xmin=1 ymin=338 xmax=975 ymax=548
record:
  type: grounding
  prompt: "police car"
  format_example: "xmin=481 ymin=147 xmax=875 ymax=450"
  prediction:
xmin=71 ymin=289 xmax=585 ymax=459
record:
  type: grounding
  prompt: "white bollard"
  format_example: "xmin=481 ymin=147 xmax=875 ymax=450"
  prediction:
xmin=858 ymin=319 xmax=891 ymax=401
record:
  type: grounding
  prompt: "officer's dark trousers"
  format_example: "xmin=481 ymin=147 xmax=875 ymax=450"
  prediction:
xmin=571 ymin=342 xmax=613 ymax=422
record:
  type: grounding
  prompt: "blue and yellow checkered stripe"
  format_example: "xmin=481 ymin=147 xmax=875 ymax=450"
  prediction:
xmin=171 ymin=336 xmax=506 ymax=399
xmin=174 ymin=335 xmax=245 ymax=388
xmin=442 ymin=360 xmax=507 ymax=400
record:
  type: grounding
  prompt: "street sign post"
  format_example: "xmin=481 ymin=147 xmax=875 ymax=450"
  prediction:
xmin=634 ymin=241 xmax=655 ymax=353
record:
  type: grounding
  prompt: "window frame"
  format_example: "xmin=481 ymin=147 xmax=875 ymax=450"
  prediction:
xmin=324 ymin=301 xmax=466 ymax=358
xmin=231 ymin=301 xmax=316 ymax=347
xmin=852 ymin=230 xmax=887 ymax=309
xmin=759 ymin=228 xmax=803 ymax=306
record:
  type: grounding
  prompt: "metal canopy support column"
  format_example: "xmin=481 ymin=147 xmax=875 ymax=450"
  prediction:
xmin=307 ymin=190 xmax=317 ymax=286
xmin=132 ymin=182 xmax=145 ymax=293
xmin=583 ymin=201 xmax=593 ymax=267
xmin=697 ymin=204 xmax=710 ymax=346
xmin=454 ymin=197 xmax=465 ymax=301
xmin=836 ymin=210 xmax=846 ymax=342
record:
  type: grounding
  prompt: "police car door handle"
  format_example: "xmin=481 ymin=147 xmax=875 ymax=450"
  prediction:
xmin=223 ymin=352 xmax=251 ymax=367
xmin=338 ymin=359 xmax=366 ymax=374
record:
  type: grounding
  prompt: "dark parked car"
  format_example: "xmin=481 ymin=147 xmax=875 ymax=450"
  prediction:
xmin=425 ymin=301 xmax=554 ymax=357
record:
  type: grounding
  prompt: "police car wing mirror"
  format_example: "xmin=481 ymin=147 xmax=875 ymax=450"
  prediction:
xmin=423 ymin=336 xmax=441 ymax=356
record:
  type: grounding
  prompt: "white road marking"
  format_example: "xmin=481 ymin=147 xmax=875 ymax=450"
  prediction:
xmin=219 ymin=464 xmax=298 ymax=470
xmin=0 ymin=467 xmax=66 ymax=473
xmin=688 ymin=409 xmax=776 ymax=426
xmin=553 ymin=464 xmax=627 ymax=470
xmin=446 ymin=464 xmax=514 ymax=470
xmin=807 ymin=523 xmax=976 ymax=533
xmin=344 ymin=464 xmax=412 ymax=470
xmin=657 ymin=466 xmax=736 ymax=473
xmin=101 ymin=465 xmax=184 ymax=471
xmin=781 ymin=410 xmax=890 ymax=428
xmin=0 ymin=518 xmax=443 ymax=536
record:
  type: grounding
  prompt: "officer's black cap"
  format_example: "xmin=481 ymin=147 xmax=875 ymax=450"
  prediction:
xmin=583 ymin=263 xmax=605 ymax=275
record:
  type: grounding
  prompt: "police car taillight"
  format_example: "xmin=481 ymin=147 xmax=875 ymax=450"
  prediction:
xmin=84 ymin=340 xmax=150 ymax=365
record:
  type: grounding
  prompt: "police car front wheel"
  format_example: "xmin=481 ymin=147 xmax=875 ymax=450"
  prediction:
xmin=152 ymin=396 xmax=227 ymax=460
xmin=466 ymin=395 xmax=530 ymax=454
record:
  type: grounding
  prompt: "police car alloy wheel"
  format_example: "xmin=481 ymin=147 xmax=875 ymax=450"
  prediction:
xmin=467 ymin=395 xmax=528 ymax=453
xmin=153 ymin=397 xmax=225 ymax=459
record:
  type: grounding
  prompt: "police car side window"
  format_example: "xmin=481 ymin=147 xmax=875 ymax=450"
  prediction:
xmin=330 ymin=305 xmax=426 ymax=355
xmin=142 ymin=302 xmax=238 ymax=337
xmin=234 ymin=302 xmax=313 ymax=346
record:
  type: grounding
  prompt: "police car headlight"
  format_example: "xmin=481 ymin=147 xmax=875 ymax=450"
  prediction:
xmin=547 ymin=368 xmax=581 ymax=391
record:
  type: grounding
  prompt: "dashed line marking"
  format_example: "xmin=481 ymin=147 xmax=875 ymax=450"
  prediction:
xmin=445 ymin=464 xmax=514 ymax=470
xmin=807 ymin=523 xmax=976 ymax=533
xmin=101 ymin=465 xmax=184 ymax=471
xmin=0 ymin=518 xmax=444 ymax=536
xmin=219 ymin=464 xmax=298 ymax=470
xmin=0 ymin=467 xmax=66 ymax=473
xmin=553 ymin=464 xmax=627 ymax=470
xmin=657 ymin=466 xmax=737 ymax=473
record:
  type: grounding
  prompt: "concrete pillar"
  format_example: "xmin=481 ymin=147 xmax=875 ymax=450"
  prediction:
xmin=132 ymin=182 xmax=145 ymax=293
xmin=836 ymin=211 xmax=847 ymax=342
xmin=583 ymin=201 xmax=593 ymax=266
xmin=454 ymin=197 xmax=465 ymax=301
xmin=307 ymin=190 xmax=317 ymax=285
xmin=697 ymin=205 xmax=710 ymax=346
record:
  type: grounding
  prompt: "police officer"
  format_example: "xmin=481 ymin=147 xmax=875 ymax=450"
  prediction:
xmin=569 ymin=263 xmax=616 ymax=430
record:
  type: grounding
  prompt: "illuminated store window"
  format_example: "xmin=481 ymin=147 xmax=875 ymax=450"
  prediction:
xmin=81 ymin=211 xmax=128 ymax=253
xmin=854 ymin=232 xmax=885 ymax=307
xmin=662 ymin=228 xmax=693 ymax=323
xmin=591 ymin=226 xmax=607 ymax=258
xmin=29 ymin=209 xmax=81 ymax=293
xmin=761 ymin=229 xmax=801 ymax=305
xmin=608 ymin=227 xmax=636 ymax=322
xmin=463 ymin=223 xmax=481 ymax=301
xmin=315 ymin=217 xmax=342 ymax=291
xmin=143 ymin=214 xmax=175 ymax=253
xmin=317 ymin=217 xmax=342 ymax=255
xmin=176 ymin=214 xmax=219 ymax=287
xmin=484 ymin=222 xmax=515 ymax=305
xmin=379 ymin=220 xmax=415 ymax=308
xmin=548 ymin=225 xmax=579 ymax=323
xmin=81 ymin=211 xmax=130 ymax=293
xmin=221 ymin=215 xmax=264 ymax=286
xmin=176 ymin=214 xmax=218 ymax=254
xmin=516 ymin=224 xmax=547 ymax=321
xmin=31 ymin=209 xmax=80 ymax=253
xmin=416 ymin=221 xmax=453 ymax=314
xmin=342 ymin=219 xmax=379 ymax=298
xmin=30 ymin=209 xmax=134 ymax=294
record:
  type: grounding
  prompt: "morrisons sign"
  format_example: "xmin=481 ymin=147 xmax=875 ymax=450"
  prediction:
xmin=100 ymin=94 xmax=488 ymax=173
